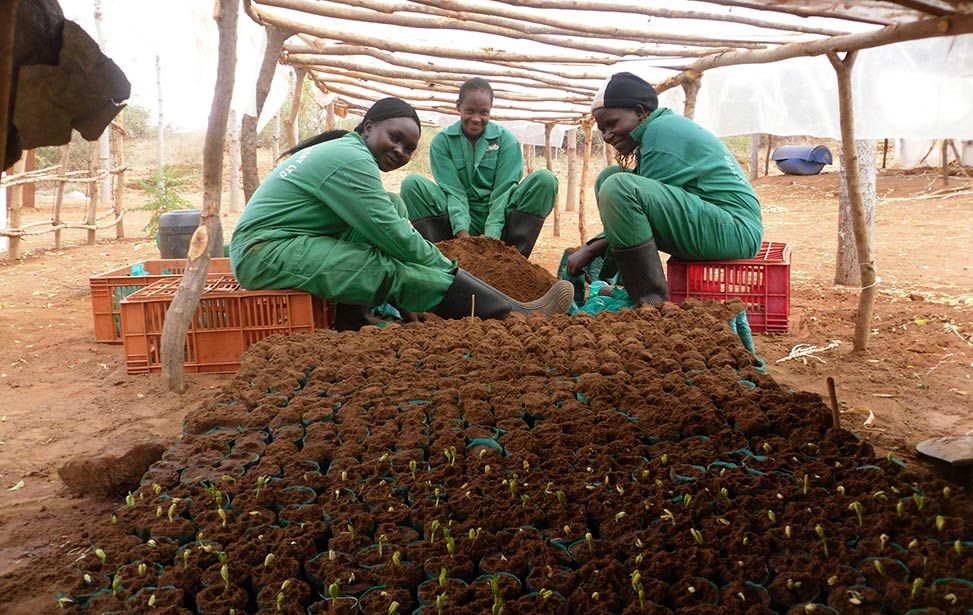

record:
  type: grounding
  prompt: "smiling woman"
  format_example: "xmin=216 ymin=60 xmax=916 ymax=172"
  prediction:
xmin=229 ymin=96 xmax=574 ymax=329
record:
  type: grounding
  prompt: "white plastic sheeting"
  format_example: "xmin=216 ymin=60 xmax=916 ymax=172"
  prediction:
xmin=659 ymin=35 xmax=973 ymax=141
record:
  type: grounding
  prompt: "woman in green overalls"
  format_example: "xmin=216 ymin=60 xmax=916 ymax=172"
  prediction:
xmin=400 ymin=78 xmax=558 ymax=258
xmin=229 ymin=98 xmax=572 ymax=329
xmin=566 ymin=72 xmax=763 ymax=305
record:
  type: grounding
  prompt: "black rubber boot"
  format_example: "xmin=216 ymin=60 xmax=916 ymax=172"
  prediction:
xmin=433 ymin=269 xmax=574 ymax=320
xmin=333 ymin=303 xmax=381 ymax=331
xmin=500 ymin=209 xmax=546 ymax=258
xmin=611 ymin=239 xmax=670 ymax=306
xmin=411 ymin=214 xmax=453 ymax=244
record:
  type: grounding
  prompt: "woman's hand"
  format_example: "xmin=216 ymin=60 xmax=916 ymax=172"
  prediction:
xmin=565 ymin=237 xmax=609 ymax=276
xmin=455 ymin=230 xmax=471 ymax=239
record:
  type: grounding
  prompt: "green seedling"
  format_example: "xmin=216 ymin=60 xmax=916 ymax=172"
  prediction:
xmin=221 ymin=474 xmax=236 ymax=483
xmin=125 ymin=491 xmax=135 ymax=507
xmin=683 ymin=494 xmax=692 ymax=509
xmin=907 ymin=538 xmax=919 ymax=550
xmin=264 ymin=553 xmax=275 ymax=567
xmin=539 ymin=588 xmax=553 ymax=600
xmin=720 ymin=487 xmax=730 ymax=500
xmin=111 ymin=513 xmax=118 ymax=524
xmin=137 ymin=562 xmax=147 ymax=576
xmin=614 ymin=511 xmax=627 ymax=522
xmin=434 ymin=487 xmax=443 ymax=507
xmin=521 ymin=494 xmax=530 ymax=507
xmin=490 ymin=574 xmax=503 ymax=615
xmin=954 ymin=540 xmax=963 ymax=556
xmin=815 ymin=524 xmax=829 ymax=557
xmin=784 ymin=525 xmax=792 ymax=539
xmin=880 ymin=533 xmax=890 ymax=550
xmin=218 ymin=508 xmax=227 ymax=526
xmin=660 ymin=454 xmax=668 ymax=466
xmin=943 ymin=486 xmax=951 ymax=497
xmin=438 ymin=567 xmax=447 ymax=590
xmin=392 ymin=550 xmax=401 ymax=566
xmin=57 ymin=597 xmax=76 ymax=608
xmin=897 ymin=500 xmax=905 ymax=518
xmin=507 ymin=473 xmax=519 ymax=498
xmin=255 ymin=476 xmax=269 ymax=496
xmin=786 ymin=578 xmax=802 ymax=591
xmin=167 ymin=498 xmax=179 ymax=522
xmin=148 ymin=593 xmax=157 ymax=607
xmin=95 ymin=548 xmax=107 ymax=564
xmin=873 ymin=490 xmax=888 ymax=502
xmin=83 ymin=573 xmax=93 ymax=585
xmin=873 ymin=559 xmax=886 ymax=577
xmin=911 ymin=577 xmax=924 ymax=599
xmin=377 ymin=534 xmax=388 ymax=557
xmin=429 ymin=520 xmax=441 ymax=544
xmin=221 ymin=563 xmax=230 ymax=592
xmin=555 ymin=490 xmax=566 ymax=505
xmin=848 ymin=501 xmax=863 ymax=527
xmin=469 ymin=527 xmax=481 ymax=540
xmin=444 ymin=446 xmax=457 ymax=466
xmin=717 ymin=517 xmax=731 ymax=527
xmin=585 ymin=531 xmax=594 ymax=552
xmin=802 ymin=475 xmax=809 ymax=495
xmin=660 ymin=509 xmax=675 ymax=525
xmin=328 ymin=580 xmax=340 ymax=601
xmin=111 ymin=573 xmax=121 ymax=595
xmin=767 ymin=510 xmax=776 ymax=524
xmin=835 ymin=485 xmax=845 ymax=495
xmin=483 ymin=464 xmax=491 ymax=474
xmin=435 ymin=593 xmax=448 ymax=613
xmin=523 ymin=458 xmax=531 ymax=472
xmin=152 ymin=483 xmax=162 ymax=495
xmin=218 ymin=551 xmax=229 ymax=565
xmin=182 ymin=549 xmax=191 ymax=569
xmin=690 ymin=528 xmax=704 ymax=545
xmin=446 ymin=536 xmax=456 ymax=557
xmin=913 ymin=493 xmax=925 ymax=511
xmin=156 ymin=505 xmax=164 ymax=518
xmin=409 ymin=459 xmax=417 ymax=479
xmin=388 ymin=602 xmax=400 ymax=614
xmin=935 ymin=515 xmax=946 ymax=532
xmin=945 ymin=592 xmax=958 ymax=605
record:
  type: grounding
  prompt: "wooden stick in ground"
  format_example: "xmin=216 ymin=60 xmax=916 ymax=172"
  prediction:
xmin=111 ymin=123 xmax=126 ymax=238
xmin=578 ymin=117 xmax=593 ymax=244
xmin=161 ymin=0 xmax=237 ymax=393
xmin=827 ymin=376 xmax=841 ymax=429
xmin=544 ymin=123 xmax=560 ymax=238
xmin=86 ymin=141 xmax=98 ymax=245
xmin=53 ymin=145 xmax=70 ymax=250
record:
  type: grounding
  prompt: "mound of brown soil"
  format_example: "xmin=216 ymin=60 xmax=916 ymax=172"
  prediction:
xmin=436 ymin=236 xmax=558 ymax=301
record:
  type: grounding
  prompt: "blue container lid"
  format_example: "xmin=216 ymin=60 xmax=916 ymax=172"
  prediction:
xmin=771 ymin=145 xmax=833 ymax=164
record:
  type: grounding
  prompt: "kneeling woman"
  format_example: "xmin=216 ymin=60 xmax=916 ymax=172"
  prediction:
xmin=229 ymin=97 xmax=572 ymax=328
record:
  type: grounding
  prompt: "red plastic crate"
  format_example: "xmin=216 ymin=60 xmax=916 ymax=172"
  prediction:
xmin=120 ymin=274 xmax=333 ymax=374
xmin=666 ymin=242 xmax=791 ymax=333
xmin=90 ymin=258 xmax=233 ymax=343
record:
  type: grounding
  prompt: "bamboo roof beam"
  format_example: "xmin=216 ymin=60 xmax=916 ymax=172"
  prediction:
xmin=482 ymin=0 xmax=853 ymax=35
xmin=251 ymin=0 xmax=765 ymax=54
xmin=309 ymin=0 xmax=789 ymax=47
xmin=655 ymin=13 xmax=973 ymax=93
xmin=288 ymin=56 xmax=599 ymax=95
xmin=315 ymin=71 xmax=594 ymax=105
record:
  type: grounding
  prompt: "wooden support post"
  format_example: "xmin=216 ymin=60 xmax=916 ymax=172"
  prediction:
xmin=565 ymin=128 xmax=577 ymax=213
xmin=750 ymin=134 xmax=760 ymax=180
xmin=22 ymin=150 xmax=35 ymax=208
xmin=941 ymin=140 xmax=949 ymax=187
xmin=544 ymin=123 xmax=559 ymax=238
xmin=161 ymin=0 xmax=238 ymax=392
xmin=0 ymin=0 xmax=16 ymax=173
xmin=828 ymin=49 xmax=877 ymax=353
xmin=579 ymin=117 xmax=594 ymax=245
xmin=764 ymin=134 xmax=773 ymax=176
xmin=882 ymin=138 xmax=889 ymax=169
xmin=284 ymin=68 xmax=307 ymax=149
xmin=523 ymin=143 xmax=533 ymax=175
xmin=228 ymin=108 xmax=241 ymax=212
xmin=53 ymin=145 xmax=70 ymax=249
xmin=7 ymin=158 xmax=24 ymax=258
xmin=86 ymin=141 xmax=98 ymax=245
xmin=603 ymin=142 xmax=613 ymax=166
xmin=112 ymin=124 xmax=125 ymax=238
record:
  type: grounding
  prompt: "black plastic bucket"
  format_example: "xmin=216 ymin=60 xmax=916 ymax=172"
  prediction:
xmin=157 ymin=209 xmax=224 ymax=259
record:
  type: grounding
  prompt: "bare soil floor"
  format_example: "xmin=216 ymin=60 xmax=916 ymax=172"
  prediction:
xmin=0 ymin=167 xmax=971 ymax=614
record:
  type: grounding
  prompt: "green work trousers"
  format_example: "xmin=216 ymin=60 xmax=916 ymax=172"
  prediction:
xmin=401 ymin=169 xmax=557 ymax=237
xmin=595 ymin=166 xmax=762 ymax=260
xmin=230 ymin=194 xmax=455 ymax=311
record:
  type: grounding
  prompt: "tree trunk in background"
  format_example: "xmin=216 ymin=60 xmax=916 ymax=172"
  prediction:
xmin=161 ymin=0 xmax=238 ymax=393
xmin=94 ymin=0 xmax=111 ymax=204
xmin=284 ymin=68 xmax=306 ymax=149
xmin=241 ymin=25 xmax=290 ymax=204
xmin=155 ymin=54 xmax=165 ymax=192
xmin=565 ymin=128 xmax=577 ymax=212
xmin=828 ymin=49 xmax=877 ymax=353
xmin=835 ymin=139 xmax=876 ymax=286
xmin=228 ymin=108 xmax=241 ymax=212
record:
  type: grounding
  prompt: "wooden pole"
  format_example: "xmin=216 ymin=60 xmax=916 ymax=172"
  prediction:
xmin=7 ymin=159 xmax=24 ymax=258
xmin=284 ymin=68 xmax=306 ymax=149
xmin=578 ymin=117 xmax=593 ymax=244
xmin=828 ymin=49 xmax=876 ymax=353
xmin=565 ymin=128 xmax=577 ymax=213
xmin=940 ymin=140 xmax=949 ymax=187
xmin=826 ymin=376 xmax=841 ymax=429
xmin=881 ymin=138 xmax=889 ymax=169
xmin=53 ymin=145 xmax=70 ymax=249
xmin=764 ymin=134 xmax=773 ymax=176
xmin=325 ymin=100 xmax=335 ymax=131
xmin=112 ymin=123 xmax=126 ymax=238
xmin=228 ymin=108 xmax=241 ymax=212
xmin=161 ymin=0 xmax=238 ymax=392
xmin=86 ymin=141 xmax=98 ymax=245
xmin=0 ymin=0 xmax=17 ymax=173
xmin=750 ymin=134 xmax=760 ymax=180
xmin=242 ymin=25 xmax=290 ymax=203
xmin=603 ymin=142 xmax=613 ymax=167
xmin=544 ymin=123 xmax=559 ymax=238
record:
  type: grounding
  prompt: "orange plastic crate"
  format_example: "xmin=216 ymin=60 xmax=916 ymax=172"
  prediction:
xmin=666 ymin=242 xmax=791 ymax=333
xmin=90 ymin=258 xmax=233 ymax=343
xmin=120 ymin=274 xmax=333 ymax=374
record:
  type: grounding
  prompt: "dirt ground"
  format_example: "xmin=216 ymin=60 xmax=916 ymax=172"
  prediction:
xmin=0 ymin=164 xmax=972 ymax=614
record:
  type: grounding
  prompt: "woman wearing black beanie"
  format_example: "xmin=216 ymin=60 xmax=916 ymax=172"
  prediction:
xmin=567 ymin=72 xmax=764 ymax=306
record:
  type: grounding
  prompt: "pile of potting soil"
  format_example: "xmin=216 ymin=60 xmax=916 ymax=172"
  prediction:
xmin=436 ymin=236 xmax=558 ymax=302
xmin=54 ymin=302 xmax=972 ymax=615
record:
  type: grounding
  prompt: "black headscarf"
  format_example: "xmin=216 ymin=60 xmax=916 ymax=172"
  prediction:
xmin=591 ymin=72 xmax=658 ymax=113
